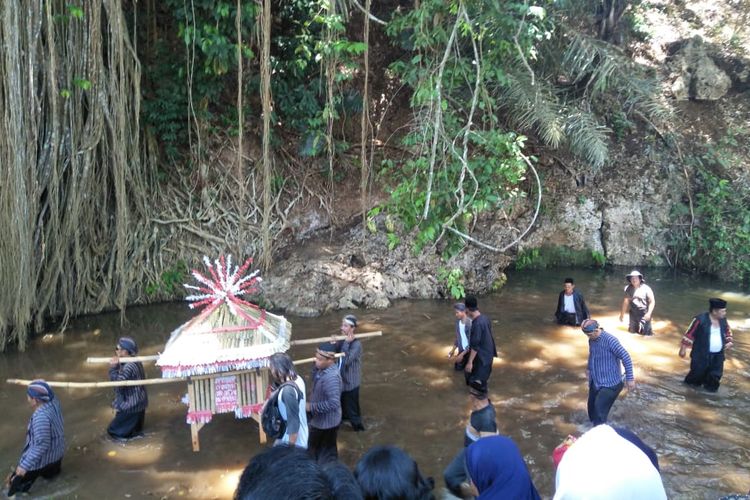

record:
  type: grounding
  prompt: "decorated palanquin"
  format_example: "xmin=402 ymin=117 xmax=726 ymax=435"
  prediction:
xmin=156 ymin=255 xmax=291 ymax=450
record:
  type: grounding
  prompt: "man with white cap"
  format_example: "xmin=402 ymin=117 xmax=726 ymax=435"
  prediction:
xmin=108 ymin=336 xmax=148 ymax=440
xmin=679 ymin=298 xmax=734 ymax=392
xmin=619 ymin=270 xmax=655 ymax=335
xmin=336 ymin=314 xmax=365 ymax=431
xmin=7 ymin=380 xmax=65 ymax=496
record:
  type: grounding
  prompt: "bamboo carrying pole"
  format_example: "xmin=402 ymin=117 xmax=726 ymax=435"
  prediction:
xmin=290 ymin=330 xmax=382 ymax=346
xmin=84 ymin=331 xmax=383 ymax=363
xmin=6 ymin=354 xmax=345 ymax=389
xmin=85 ymin=354 xmax=161 ymax=363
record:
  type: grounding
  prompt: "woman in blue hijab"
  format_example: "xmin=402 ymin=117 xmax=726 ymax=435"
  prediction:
xmin=465 ymin=435 xmax=541 ymax=500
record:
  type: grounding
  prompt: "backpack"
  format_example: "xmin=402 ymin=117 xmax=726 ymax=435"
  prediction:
xmin=261 ymin=381 xmax=302 ymax=439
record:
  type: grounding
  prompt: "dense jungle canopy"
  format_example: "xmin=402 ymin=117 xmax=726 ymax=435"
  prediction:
xmin=1 ymin=0 xmax=749 ymax=350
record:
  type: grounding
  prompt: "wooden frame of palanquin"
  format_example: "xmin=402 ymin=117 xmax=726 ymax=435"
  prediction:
xmin=185 ymin=368 xmax=270 ymax=451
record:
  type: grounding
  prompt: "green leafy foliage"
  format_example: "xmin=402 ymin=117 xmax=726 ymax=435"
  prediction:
xmin=383 ymin=1 xmax=552 ymax=256
xmin=515 ymin=246 xmax=607 ymax=270
xmin=672 ymin=129 xmax=750 ymax=282
xmin=145 ymin=260 xmax=188 ymax=296
xmin=438 ymin=267 xmax=465 ymax=299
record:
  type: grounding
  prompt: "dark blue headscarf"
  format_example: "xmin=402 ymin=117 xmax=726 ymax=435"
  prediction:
xmin=27 ymin=379 xmax=55 ymax=402
xmin=465 ymin=435 xmax=541 ymax=500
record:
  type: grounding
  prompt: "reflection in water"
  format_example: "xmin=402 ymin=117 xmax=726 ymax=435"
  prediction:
xmin=1 ymin=268 xmax=749 ymax=498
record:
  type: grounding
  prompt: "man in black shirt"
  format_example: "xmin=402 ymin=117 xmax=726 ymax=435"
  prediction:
xmin=463 ymin=296 xmax=498 ymax=387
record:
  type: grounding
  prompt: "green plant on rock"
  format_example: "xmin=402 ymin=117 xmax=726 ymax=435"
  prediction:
xmin=438 ymin=267 xmax=466 ymax=299
xmin=591 ymin=250 xmax=606 ymax=267
xmin=670 ymin=128 xmax=750 ymax=282
xmin=146 ymin=260 xmax=189 ymax=297
xmin=515 ymin=248 xmax=542 ymax=270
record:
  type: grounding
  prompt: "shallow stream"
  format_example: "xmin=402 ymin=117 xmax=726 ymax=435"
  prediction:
xmin=1 ymin=268 xmax=748 ymax=499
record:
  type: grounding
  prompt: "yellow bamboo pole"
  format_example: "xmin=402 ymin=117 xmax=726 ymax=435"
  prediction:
xmin=84 ymin=331 xmax=383 ymax=364
xmin=290 ymin=331 xmax=382 ymax=346
xmin=7 ymin=352 xmax=342 ymax=389
xmin=86 ymin=354 xmax=160 ymax=364
xmin=292 ymin=352 xmax=345 ymax=365
xmin=6 ymin=377 xmax=185 ymax=388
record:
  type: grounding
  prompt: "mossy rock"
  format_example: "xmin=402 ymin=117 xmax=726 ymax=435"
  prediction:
xmin=514 ymin=246 xmax=606 ymax=270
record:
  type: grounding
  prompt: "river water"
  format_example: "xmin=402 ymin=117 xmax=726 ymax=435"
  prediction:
xmin=1 ymin=268 xmax=748 ymax=499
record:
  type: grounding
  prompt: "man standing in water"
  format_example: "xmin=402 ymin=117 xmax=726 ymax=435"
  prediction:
xmin=582 ymin=319 xmax=635 ymax=425
xmin=620 ymin=270 xmax=655 ymax=335
xmin=306 ymin=343 xmax=342 ymax=463
xmin=336 ymin=314 xmax=365 ymax=431
xmin=464 ymin=296 xmax=498 ymax=388
xmin=7 ymin=380 xmax=65 ymax=497
xmin=447 ymin=303 xmax=472 ymax=371
xmin=679 ymin=298 xmax=734 ymax=392
xmin=108 ymin=336 xmax=148 ymax=440
xmin=555 ymin=277 xmax=590 ymax=326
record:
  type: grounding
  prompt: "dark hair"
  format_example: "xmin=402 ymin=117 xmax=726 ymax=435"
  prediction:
xmin=269 ymin=352 xmax=298 ymax=383
xmin=464 ymin=295 xmax=478 ymax=312
xmin=564 ymin=277 xmax=574 ymax=284
xmin=235 ymin=445 xmax=333 ymax=499
xmin=323 ymin=462 xmax=364 ymax=500
xmin=354 ymin=446 xmax=435 ymax=500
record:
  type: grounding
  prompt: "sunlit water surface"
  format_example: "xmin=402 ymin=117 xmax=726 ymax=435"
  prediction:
xmin=1 ymin=268 xmax=748 ymax=499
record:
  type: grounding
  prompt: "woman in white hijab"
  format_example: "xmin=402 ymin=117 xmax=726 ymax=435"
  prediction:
xmin=554 ymin=424 xmax=667 ymax=500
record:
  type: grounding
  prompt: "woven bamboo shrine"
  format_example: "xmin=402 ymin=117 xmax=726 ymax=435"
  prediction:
xmin=157 ymin=255 xmax=291 ymax=451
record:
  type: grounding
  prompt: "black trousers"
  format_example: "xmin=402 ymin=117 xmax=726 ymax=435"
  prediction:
xmin=308 ymin=425 xmax=339 ymax=464
xmin=629 ymin=308 xmax=652 ymax=335
xmin=341 ymin=387 xmax=364 ymax=430
xmin=7 ymin=459 xmax=61 ymax=496
xmin=556 ymin=312 xmax=579 ymax=326
xmin=685 ymin=352 xmax=725 ymax=392
xmin=587 ymin=381 xmax=623 ymax=425
xmin=108 ymin=410 xmax=145 ymax=439
xmin=465 ymin=358 xmax=492 ymax=388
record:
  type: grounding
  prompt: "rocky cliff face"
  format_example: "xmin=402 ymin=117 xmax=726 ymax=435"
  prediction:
xmin=261 ymin=2 xmax=750 ymax=315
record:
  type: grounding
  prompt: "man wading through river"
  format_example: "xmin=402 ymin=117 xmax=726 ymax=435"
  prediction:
xmin=679 ymin=298 xmax=734 ymax=392
xmin=336 ymin=314 xmax=365 ymax=431
xmin=620 ymin=270 xmax=655 ymax=336
xmin=582 ymin=319 xmax=635 ymax=426
xmin=464 ymin=296 xmax=498 ymax=389
xmin=108 ymin=336 xmax=148 ymax=441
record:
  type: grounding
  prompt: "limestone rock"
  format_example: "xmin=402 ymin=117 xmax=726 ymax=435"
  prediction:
xmin=669 ymin=36 xmax=732 ymax=101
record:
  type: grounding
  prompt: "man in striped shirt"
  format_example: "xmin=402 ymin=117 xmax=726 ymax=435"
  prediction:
xmin=108 ymin=336 xmax=148 ymax=440
xmin=336 ymin=314 xmax=365 ymax=431
xmin=7 ymin=380 xmax=65 ymax=496
xmin=581 ymin=319 xmax=635 ymax=426
xmin=306 ymin=343 xmax=342 ymax=464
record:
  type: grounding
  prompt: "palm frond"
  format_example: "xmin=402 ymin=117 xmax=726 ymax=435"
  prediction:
xmin=499 ymin=72 xmax=566 ymax=149
xmin=562 ymin=33 xmax=673 ymax=125
xmin=564 ymin=110 xmax=610 ymax=169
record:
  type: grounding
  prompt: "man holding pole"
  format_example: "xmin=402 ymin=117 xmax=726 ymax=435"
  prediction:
xmin=336 ymin=314 xmax=365 ymax=431
xmin=108 ymin=336 xmax=148 ymax=440
xmin=6 ymin=380 xmax=65 ymax=497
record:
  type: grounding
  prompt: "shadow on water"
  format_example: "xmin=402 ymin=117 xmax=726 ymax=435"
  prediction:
xmin=1 ymin=268 xmax=749 ymax=498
